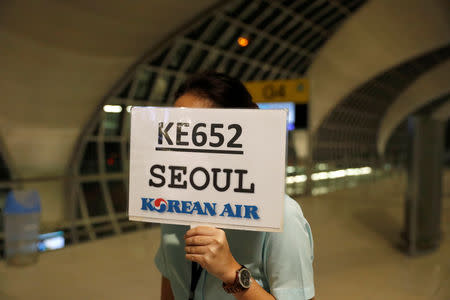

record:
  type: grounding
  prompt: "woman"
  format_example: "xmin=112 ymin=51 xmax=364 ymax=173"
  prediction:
xmin=155 ymin=72 xmax=315 ymax=300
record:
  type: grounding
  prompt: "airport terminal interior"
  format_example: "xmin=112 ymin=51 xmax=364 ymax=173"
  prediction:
xmin=0 ymin=0 xmax=449 ymax=299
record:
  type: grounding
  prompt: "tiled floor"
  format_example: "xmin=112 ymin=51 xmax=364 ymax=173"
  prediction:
xmin=1 ymin=173 xmax=449 ymax=299
xmin=302 ymin=173 xmax=450 ymax=299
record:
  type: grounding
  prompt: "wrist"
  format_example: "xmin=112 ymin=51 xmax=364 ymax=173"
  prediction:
xmin=222 ymin=265 xmax=252 ymax=294
xmin=221 ymin=260 xmax=242 ymax=284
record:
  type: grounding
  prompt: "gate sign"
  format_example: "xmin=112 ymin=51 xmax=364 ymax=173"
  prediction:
xmin=245 ymin=79 xmax=309 ymax=104
xmin=128 ymin=107 xmax=287 ymax=232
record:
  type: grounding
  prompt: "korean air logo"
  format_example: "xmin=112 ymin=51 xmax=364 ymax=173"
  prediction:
xmin=140 ymin=197 xmax=260 ymax=219
xmin=140 ymin=198 xmax=167 ymax=213
xmin=153 ymin=198 xmax=167 ymax=212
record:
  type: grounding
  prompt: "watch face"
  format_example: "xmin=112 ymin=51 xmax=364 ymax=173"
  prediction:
xmin=238 ymin=268 xmax=251 ymax=288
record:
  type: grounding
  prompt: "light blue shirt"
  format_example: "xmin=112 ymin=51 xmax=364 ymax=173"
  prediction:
xmin=154 ymin=195 xmax=315 ymax=300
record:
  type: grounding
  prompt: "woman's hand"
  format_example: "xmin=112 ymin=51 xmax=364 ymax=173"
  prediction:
xmin=184 ymin=226 xmax=241 ymax=284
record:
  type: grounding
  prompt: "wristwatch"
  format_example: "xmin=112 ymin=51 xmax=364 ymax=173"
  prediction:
xmin=222 ymin=265 xmax=252 ymax=294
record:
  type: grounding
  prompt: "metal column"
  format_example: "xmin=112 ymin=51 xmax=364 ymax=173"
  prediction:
xmin=404 ymin=114 xmax=445 ymax=255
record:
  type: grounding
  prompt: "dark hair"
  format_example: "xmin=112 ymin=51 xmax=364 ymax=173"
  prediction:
xmin=174 ymin=71 xmax=257 ymax=108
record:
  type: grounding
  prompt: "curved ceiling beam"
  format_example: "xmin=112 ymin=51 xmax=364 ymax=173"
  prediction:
xmin=378 ymin=60 xmax=450 ymax=154
xmin=432 ymin=99 xmax=450 ymax=121
xmin=307 ymin=0 xmax=450 ymax=133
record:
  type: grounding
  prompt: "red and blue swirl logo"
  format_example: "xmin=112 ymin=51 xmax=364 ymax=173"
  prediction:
xmin=153 ymin=198 xmax=168 ymax=212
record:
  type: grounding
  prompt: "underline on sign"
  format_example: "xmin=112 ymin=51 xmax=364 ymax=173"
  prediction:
xmin=155 ymin=147 xmax=244 ymax=155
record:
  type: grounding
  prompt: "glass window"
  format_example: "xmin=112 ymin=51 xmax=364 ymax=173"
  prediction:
xmin=150 ymin=74 xmax=175 ymax=102
xmin=270 ymin=15 xmax=293 ymax=35
xmin=248 ymin=37 xmax=269 ymax=58
xmin=121 ymin=221 xmax=139 ymax=233
xmin=0 ymin=155 xmax=10 ymax=180
xmin=103 ymin=107 xmax=124 ymax=136
xmin=273 ymin=72 xmax=282 ymax=79
xmin=315 ymin=7 xmax=338 ymax=27
xmin=241 ymin=1 xmax=269 ymax=24
xmin=82 ymin=182 xmax=107 ymax=217
xmin=168 ymin=44 xmax=192 ymax=70
xmin=282 ymin=51 xmax=298 ymax=69
xmin=256 ymin=8 xmax=282 ymax=30
xmin=273 ymin=48 xmax=290 ymax=65
xmin=92 ymin=221 xmax=114 ymax=238
xmin=261 ymin=43 xmax=280 ymax=61
xmin=92 ymin=120 xmax=100 ymax=136
xmin=322 ymin=11 xmax=345 ymax=30
xmin=108 ymin=180 xmax=127 ymax=213
xmin=75 ymin=196 xmax=82 ymax=219
xmin=168 ymin=78 xmax=184 ymax=103
xmin=291 ymin=56 xmax=306 ymax=72
xmin=204 ymin=20 xmax=230 ymax=45
xmin=298 ymin=57 xmax=312 ymax=74
xmin=309 ymin=35 xmax=326 ymax=52
xmin=300 ymin=32 xmax=321 ymax=49
xmin=133 ymin=69 xmax=156 ymax=100
xmin=292 ymin=0 xmax=314 ymax=15
xmin=347 ymin=0 xmax=366 ymax=12
xmin=261 ymin=69 xmax=272 ymax=80
xmin=215 ymin=58 xmax=226 ymax=73
xmin=104 ymin=142 xmax=122 ymax=173
xmin=117 ymin=82 xmax=132 ymax=99
xmin=235 ymin=63 xmax=250 ymax=79
xmin=186 ymin=49 xmax=209 ymax=73
xmin=0 ymin=188 xmax=10 ymax=235
xmin=247 ymin=66 xmax=261 ymax=80
xmin=218 ymin=26 xmax=244 ymax=50
xmin=80 ymin=142 xmax=99 ymax=175
xmin=224 ymin=0 xmax=253 ymax=18
xmin=201 ymin=52 xmax=224 ymax=70
xmin=0 ymin=235 xmax=4 ymax=257
xmin=223 ymin=57 xmax=238 ymax=75
xmin=186 ymin=17 xmax=213 ymax=40
xmin=150 ymin=48 xmax=170 ymax=66
xmin=282 ymin=0 xmax=296 ymax=6
xmin=281 ymin=20 xmax=304 ymax=40
xmin=304 ymin=1 xmax=328 ymax=20
xmin=126 ymin=141 xmax=130 ymax=162
xmin=74 ymin=225 xmax=90 ymax=242
xmin=292 ymin=27 xmax=312 ymax=45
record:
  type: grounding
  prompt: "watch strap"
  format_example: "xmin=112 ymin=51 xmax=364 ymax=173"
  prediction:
xmin=222 ymin=265 xmax=250 ymax=294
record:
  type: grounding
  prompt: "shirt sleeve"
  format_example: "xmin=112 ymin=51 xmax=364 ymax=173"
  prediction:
xmin=154 ymin=226 xmax=170 ymax=279
xmin=263 ymin=196 xmax=315 ymax=300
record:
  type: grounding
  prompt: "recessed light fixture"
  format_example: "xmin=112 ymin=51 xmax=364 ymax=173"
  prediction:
xmin=237 ymin=37 xmax=249 ymax=47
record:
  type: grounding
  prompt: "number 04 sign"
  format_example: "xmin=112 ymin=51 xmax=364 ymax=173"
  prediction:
xmin=128 ymin=107 xmax=287 ymax=232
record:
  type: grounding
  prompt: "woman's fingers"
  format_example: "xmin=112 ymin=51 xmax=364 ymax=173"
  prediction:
xmin=185 ymin=245 xmax=209 ymax=254
xmin=185 ymin=235 xmax=213 ymax=246
xmin=183 ymin=226 xmax=239 ymax=282
xmin=185 ymin=226 xmax=219 ymax=238
xmin=185 ymin=254 xmax=206 ymax=268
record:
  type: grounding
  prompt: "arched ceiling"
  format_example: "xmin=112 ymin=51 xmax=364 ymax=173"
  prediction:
xmin=0 ymin=0 xmax=221 ymax=57
xmin=70 ymin=0 xmax=368 ymax=179
xmin=378 ymin=60 xmax=450 ymax=154
xmin=0 ymin=0 xmax=368 ymax=226
xmin=313 ymin=44 xmax=450 ymax=164
xmin=62 ymin=0 xmax=369 ymax=238
xmin=0 ymin=0 xmax=220 ymax=178
xmin=2 ymin=0 xmax=448 ymax=181
xmin=307 ymin=0 xmax=450 ymax=134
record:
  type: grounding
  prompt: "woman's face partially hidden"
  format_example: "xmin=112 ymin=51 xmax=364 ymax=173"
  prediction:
xmin=173 ymin=93 xmax=216 ymax=109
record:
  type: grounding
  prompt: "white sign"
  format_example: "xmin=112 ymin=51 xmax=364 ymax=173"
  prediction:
xmin=128 ymin=107 xmax=287 ymax=232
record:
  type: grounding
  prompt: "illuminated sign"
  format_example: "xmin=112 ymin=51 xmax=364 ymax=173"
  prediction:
xmin=245 ymin=79 xmax=309 ymax=103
